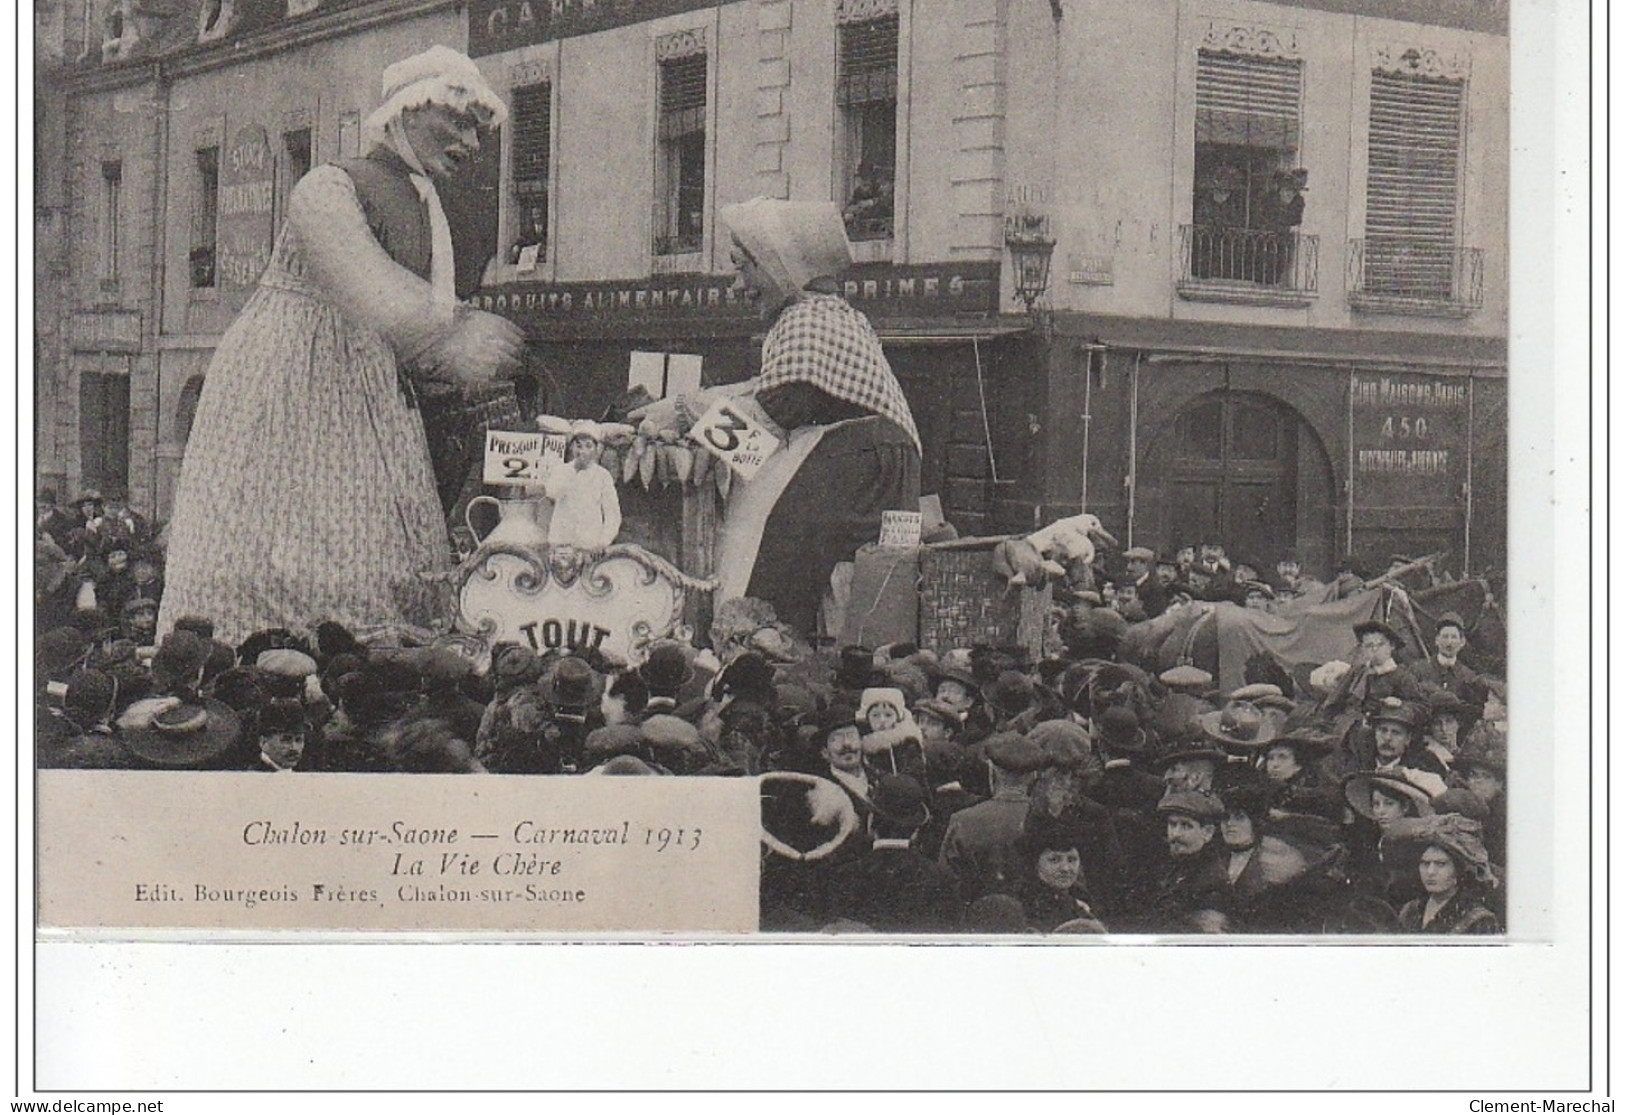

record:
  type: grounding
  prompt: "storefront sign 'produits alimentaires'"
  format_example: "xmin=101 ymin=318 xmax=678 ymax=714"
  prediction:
xmin=473 ymin=262 xmax=1002 ymax=340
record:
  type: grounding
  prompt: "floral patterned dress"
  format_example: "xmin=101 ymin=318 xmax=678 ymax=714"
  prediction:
xmin=159 ymin=165 xmax=456 ymax=645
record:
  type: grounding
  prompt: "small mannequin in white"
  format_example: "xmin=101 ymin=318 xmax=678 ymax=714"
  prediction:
xmin=541 ymin=420 xmax=622 ymax=552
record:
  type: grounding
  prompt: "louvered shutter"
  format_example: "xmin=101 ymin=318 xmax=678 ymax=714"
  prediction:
xmin=1363 ymin=72 xmax=1464 ymax=293
xmin=659 ymin=55 xmax=708 ymax=140
xmin=838 ymin=15 xmax=898 ymax=106
xmin=1195 ymin=51 xmax=1301 ymax=151
xmin=511 ymin=84 xmax=551 ymax=185
xmin=655 ymin=54 xmax=707 ymax=253
xmin=1364 ymin=72 xmax=1462 ymax=247
xmin=509 ymin=83 xmax=549 ymax=256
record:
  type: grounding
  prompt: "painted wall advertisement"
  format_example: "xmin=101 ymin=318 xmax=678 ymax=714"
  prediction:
xmin=218 ymin=124 xmax=275 ymax=290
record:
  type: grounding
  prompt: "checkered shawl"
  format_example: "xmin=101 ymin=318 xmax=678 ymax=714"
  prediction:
xmin=752 ymin=294 xmax=920 ymax=451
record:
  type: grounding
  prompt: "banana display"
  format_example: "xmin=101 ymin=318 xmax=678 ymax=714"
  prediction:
xmin=536 ymin=415 xmax=733 ymax=497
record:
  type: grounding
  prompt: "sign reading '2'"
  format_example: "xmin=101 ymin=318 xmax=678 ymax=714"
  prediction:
xmin=483 ymin=429 xmax=566 ymax=485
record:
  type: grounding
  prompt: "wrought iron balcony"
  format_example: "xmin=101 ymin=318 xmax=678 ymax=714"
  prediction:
xmin=652 ymin=232 xmax=702 ymax=257
xmin=1177 ymin=224 xmax=1318 ymax=307
xmin=844 ymin=213 xmax=894 ymax=242
xmin=1347 ymin=239 xmax=1484 ymax=317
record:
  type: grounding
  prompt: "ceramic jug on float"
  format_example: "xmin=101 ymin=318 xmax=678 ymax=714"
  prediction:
xmin=465 ymin=495 xmax=552 ymax=551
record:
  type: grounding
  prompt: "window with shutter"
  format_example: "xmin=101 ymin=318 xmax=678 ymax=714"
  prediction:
xmin=191 ymin=146 xmax=219 ymax=289
xmin=1195 ymin=51 xmax=1301 ymax=152
xmin=509 ymin=82 xmax=551 ymax=263
xmin=79 ymin=363 xmax=130 ymax=497
xmin=1361 ymin=71 xmax=1465 ymax=300
xmin=100 ymin=161 xmax=120 ymax=285
xmin=837 ymin=13 xmax=898 ymax=242
xmin=654 ymin=53 xmax=707 ymax=257
xmin=276 ymin=127 xmax=311 ymax=232
xmin=1186 ymin=49 xmax=1310 ymax=292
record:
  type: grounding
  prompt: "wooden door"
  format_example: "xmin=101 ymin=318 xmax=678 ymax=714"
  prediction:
xmin=1165 ymin=392 xmax=1299 ymax=565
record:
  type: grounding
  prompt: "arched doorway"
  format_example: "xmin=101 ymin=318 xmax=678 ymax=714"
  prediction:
xmin=1154 ymin=390 xmax=1335 ymax=572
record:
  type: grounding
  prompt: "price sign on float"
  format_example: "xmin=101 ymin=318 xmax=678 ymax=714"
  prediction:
xmin=689 ymin=400 xmax=779 ymax=479
xmin=483 ymin=430 xmax=567 ymax=485
xmin=878 ymin=510 xmax=923 ymax=548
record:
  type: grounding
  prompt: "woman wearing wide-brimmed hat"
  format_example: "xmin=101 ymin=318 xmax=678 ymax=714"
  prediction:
xmin=1260 ymin=727 xmax=1342 ymax=817
xmin=1208 ymin=770 xmax=1275 ymax=920
xmin=1196 ymin=698 xmax=1286 ymax=759
xmin=1388 ymin=814 xmax=1501 ymax=934
xmin=160 ymin=46 xmax=522 ymax=645
xmin=1342 ymin=767 xmax=1446 ymax=908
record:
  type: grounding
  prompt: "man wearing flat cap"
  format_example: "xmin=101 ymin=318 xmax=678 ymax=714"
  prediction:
xmin=1124 ymin=789 xmax=1222 ymax=936
xmin=1143 ymin=788 xmax=1229 ymax=931
xmin=1357 ymin=697 xmax=1446 ymax=781
xmin=1405 ymin=612 xmax=1491 ymax=708
xmin=938 ymin=731 xmax=1049 ymax=903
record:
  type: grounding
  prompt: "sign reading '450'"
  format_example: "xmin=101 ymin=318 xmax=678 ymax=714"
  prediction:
xmin=689 ymin=400 xmax=780 ymax=480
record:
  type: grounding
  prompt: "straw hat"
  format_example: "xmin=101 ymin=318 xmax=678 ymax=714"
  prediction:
xmin=124 ymin=698 xmax=243 ymax=769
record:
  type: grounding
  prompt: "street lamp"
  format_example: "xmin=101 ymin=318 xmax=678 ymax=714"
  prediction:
xmin=1004 ymin=210 xmax=1056 ymax=313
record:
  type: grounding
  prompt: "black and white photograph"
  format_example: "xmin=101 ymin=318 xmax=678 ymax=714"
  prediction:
xmin=20 ymin=0 xmax=1596 ymax=1099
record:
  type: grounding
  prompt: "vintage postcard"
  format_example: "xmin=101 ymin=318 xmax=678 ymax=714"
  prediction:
xmin=31 ymin=0 xmax=1529 ymax=947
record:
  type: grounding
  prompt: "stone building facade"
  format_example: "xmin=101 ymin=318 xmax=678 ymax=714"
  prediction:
xmin=34 ymin=0 xmax=1509 ymax=577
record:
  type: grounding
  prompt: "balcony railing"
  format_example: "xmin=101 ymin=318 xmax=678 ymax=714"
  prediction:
xmin=844 ymin=211 xmax=894 ymax=242
xmin=652 ymin=233 xmax=702 ymax=257
xmin=1347 ymin=239 xmax=1484 ymax=317
xmin=1177 ymin=224 xmax=1318 ymax=306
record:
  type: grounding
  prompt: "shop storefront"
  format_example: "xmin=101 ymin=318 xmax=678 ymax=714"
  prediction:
xmin=472 ymin=260 xmax=1037 ymax=539
xmin=1039 ymin=314 xmax=1508 ymax=580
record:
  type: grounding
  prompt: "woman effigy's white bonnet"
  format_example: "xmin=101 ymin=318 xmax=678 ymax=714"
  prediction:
xmin=364 ymin=45 xmax=508 ymax=141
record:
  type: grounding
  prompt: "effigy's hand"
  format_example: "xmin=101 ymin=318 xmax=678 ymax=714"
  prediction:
xmin=626 ymin=394 xmax=687 ymax=436
xmin=431 ymin=310 xmax=524 ymax=387
xmin=461 ymin=309 xmax=525 ymax=374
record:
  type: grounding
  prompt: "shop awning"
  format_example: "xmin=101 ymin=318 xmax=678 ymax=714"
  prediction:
xmin=734 ymin=318 xmax=1033 ymax=348
xmin=1052 ymin=311 xmax=1506 ymax=371
xmin=873 ymin=319 xmax=1033 ymax=345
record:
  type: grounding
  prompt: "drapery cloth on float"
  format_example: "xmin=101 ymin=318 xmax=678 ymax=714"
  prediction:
xmin=1121 ymin=586 xmax=1421 ymax=694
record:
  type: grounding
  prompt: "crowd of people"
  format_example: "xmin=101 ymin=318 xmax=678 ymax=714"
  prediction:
xmin=35 ymin=482 xmax=1508 ymax=936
